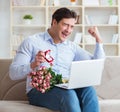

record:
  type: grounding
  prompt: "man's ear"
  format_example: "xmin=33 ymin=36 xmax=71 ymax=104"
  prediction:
xmin=52 ymin=19 xmax=57 ymax=26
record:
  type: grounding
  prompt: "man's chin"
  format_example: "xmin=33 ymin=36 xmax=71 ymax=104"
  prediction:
xmin=61 ymin=38 xmax=66 ymax=42
xmin=62 ymin=36 xmax=68 ymax=40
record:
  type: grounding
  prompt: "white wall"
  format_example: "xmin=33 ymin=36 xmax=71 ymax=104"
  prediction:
xmin=0 ymin=0 xmax=10 ymax=58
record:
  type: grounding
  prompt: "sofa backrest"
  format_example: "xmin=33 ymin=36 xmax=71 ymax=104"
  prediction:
xmin=0 ymin=59 xmax=27 ymax=100
xmin=0 ymin=57 xmax=120 ymax=100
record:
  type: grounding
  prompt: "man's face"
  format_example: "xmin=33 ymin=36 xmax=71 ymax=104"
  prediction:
xmin=52 ymin=18 xmax=76 ymax=43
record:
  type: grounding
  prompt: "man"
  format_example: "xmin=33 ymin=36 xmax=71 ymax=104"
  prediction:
xmin=9 ymin=7 xmax=105 ymax=112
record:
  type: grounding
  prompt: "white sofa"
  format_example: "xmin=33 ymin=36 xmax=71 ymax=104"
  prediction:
xmin=0 ymin=56 xmax=120 ymax=112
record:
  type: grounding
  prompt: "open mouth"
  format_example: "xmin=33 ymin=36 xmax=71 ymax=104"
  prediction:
xmin=62 ymin=32 xmax=69 ymax=38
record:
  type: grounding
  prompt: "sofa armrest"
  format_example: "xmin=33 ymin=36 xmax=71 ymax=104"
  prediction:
xmin=0 ymin=59 xmax=27 ymax=100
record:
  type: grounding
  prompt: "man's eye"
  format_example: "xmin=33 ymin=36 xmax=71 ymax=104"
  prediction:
xmin=63 ymin=23 xmax=67 ymax=26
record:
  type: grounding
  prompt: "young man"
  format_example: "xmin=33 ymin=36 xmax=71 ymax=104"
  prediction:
xmin=9 ymin=7 xmax=105 ymax=112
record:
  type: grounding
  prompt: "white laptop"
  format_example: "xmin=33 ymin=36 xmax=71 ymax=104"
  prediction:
xmin=55 ymin=59 xmax=105 ymax=89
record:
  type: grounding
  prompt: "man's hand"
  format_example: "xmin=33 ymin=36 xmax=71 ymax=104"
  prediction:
xmin=88 ymin=26 xmax=102 ymax=43
xmin=30 ymin=51 xmax=46 ymax=70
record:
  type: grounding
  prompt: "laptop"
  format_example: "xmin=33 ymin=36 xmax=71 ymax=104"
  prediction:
xmin=55 ymin=59 xmax=105 ymax=89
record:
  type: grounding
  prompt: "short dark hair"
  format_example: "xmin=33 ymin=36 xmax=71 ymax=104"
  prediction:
xmin=51 ymin=7 xmax=77 ymax=24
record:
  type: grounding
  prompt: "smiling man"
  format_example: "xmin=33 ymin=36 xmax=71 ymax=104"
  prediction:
xmin=49 ymin=18 xmax=75 ymax=43
xmin=9 ymin=7 xmax=105 ymax=112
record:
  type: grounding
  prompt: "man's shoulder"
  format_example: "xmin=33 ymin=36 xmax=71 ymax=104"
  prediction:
xmin=25 ymin=32 xmax=45 ymax=41
xmin=30 ymin=32 xmax=45 ymax=39
xmin=20 ymin=32 xmax=45 ymax=46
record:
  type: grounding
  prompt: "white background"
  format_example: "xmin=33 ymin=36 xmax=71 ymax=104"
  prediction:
xmin=0 ymin=0 xmax=10 ymax=58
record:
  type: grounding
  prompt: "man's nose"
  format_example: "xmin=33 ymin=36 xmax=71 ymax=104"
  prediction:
xmin=66 ymin=26 xmax=72 ymax=32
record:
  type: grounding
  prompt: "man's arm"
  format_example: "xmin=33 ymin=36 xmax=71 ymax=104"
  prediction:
xmin=88 ymin=26 xmax=105 ymax=59
xmin=9 ymin=38 xmax=33 ymax=80
xmin=73 ymin=26 xmax=105 ymax=60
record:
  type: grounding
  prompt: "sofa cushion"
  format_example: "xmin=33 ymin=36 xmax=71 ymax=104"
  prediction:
xmin=99 ymin=100 xmax=120 ymax=112
xmin=0 ymin=100 xmax=120 ymax=112
xmin=96 ymin=56 xmax=120 ymax=99
xmin=0 ymin=101 xmax=57 ymax=112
